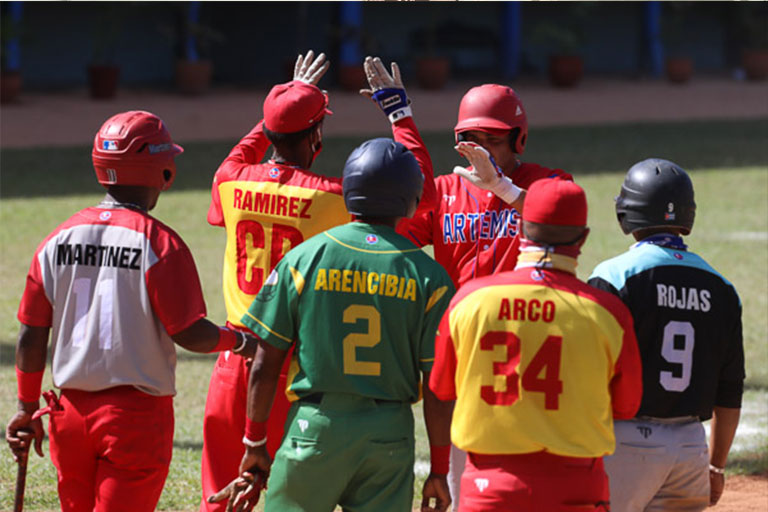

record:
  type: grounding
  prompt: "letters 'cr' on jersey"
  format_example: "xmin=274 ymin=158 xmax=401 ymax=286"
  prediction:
xmin=17 ymin=207 xmax=207 ymax=396
xmin=588 ymin=242 xmax=745 ymax=420
xmin=241 ymin=222 xmax=455 ymax=403
xmin=399 ymin=163 xmax=572 ymax=289
xmin=208 ymin=118 xmax=437 ymax=327
xmin=430 ymin=266 xmax=642 ymax=458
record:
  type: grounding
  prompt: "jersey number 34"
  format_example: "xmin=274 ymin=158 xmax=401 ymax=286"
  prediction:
xmin=480 ymin=331 xmax=563 ymax=409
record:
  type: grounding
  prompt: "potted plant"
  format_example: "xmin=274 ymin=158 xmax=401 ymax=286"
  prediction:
xmin=531 ymin=6 xmax=590 ymax=88
xmin=88 ymin=5 xmax=122 ymax=99
xmin=736 ymin=4 xmax=768 ymax=80
xmin=412 ymin=15 xmax=451 ymax=90
xmin=1 ymin=3 xmax=23 ymax=104
xmin=171 ymin=3 xmax=223 ymax=95
xmin=662 ymin=2 xmax=694 ymax=84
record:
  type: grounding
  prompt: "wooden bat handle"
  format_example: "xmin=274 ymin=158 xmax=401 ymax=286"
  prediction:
xmin=14 ymin=449 xmax=29 ymax=512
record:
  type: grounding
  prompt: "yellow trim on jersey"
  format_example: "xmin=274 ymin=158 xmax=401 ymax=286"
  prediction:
xmin=323 ymin=231 xmax=423 ymax=254
xmin=515 ymin=250 xmax=578 ymax=274
xmin=289 ymin=266 xmax=305 ymax=296
xmin=425 ymin=285 xmax=450 ymax=313
xmin=285 ymin=355 xmax=300 ymax=402
xmin=420 ymin=357 xmax=435 ymax=363
xmin=242 ymin=312 xmax=292 ymax=344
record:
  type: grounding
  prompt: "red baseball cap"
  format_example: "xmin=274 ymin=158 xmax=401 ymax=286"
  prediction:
xmin=523 ymin=179 xmax=587 ymax=226
xmin=263 ymin=80 xmax=332 ymax=134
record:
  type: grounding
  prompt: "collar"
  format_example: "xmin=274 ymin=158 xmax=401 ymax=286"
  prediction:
xmin=514 ymin=244 xmax=578 ymax=275
xmin=632 ymin=233 xmax=688 ymax=251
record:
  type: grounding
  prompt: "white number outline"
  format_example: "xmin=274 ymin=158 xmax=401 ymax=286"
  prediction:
xmin=72 ymin=277 xmax=114 ymax=350
xmin=660 ymin=320 xmax=695 ymax=392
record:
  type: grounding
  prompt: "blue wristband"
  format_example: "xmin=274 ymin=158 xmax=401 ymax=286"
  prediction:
xmin=372 ymin=88 xmax=412 ymax=123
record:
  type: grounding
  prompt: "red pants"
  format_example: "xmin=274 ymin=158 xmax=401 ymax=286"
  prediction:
xmin=459 ymin=451 xmax=610 ymax=512
xmin=48 ymin=387 xmax=174 ymax=512
xmin=199 ymin=348 xmax=293 ymax=512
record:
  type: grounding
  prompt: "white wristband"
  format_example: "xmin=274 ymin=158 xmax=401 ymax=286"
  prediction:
xmin=492 ymin=176 xmax=523 ymax=204
xmin=242 ymin=435 xmax=267 ymax=448
xmin=709 ymin=464 xmax=725 ymax=474
xmin=388 ymin=106 xmax=412 ymax=124
xmin=232 ymin=332 xmax=248 ymax=354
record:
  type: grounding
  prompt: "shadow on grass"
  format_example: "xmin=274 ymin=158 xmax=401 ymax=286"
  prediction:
xmin=2 ymin=119 xmax=766 ymax=199
xmin=173 ymin=439 xmax=204 ymax=450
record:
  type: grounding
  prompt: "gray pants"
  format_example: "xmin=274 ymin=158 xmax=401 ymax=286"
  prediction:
xmin=605 ymin=418 xmax=709 ymax=512
xmin=448 ymin=443 xmax=466 ymax=511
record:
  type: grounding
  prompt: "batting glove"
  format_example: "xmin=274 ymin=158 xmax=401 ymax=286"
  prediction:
xmin=293 ymin=50 xmax=330 ymax=86
xmin=360 ymin=56 xmax=412 ymax=123
xmin=453 ymin=142 xmax=522 ymax=204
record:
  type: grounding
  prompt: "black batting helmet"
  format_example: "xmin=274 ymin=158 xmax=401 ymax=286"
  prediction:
xmin=342 ymin=138 xmax=423 ymax=218
xmin=616 ymin=158 xmax=696 ymax=235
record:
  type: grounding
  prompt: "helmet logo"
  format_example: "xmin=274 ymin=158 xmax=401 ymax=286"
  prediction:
xmin=515 ymin=105 xmax=523 ymax=116
xmin=99 ymin=211 xmax=112 ymax=221
xmin=148 ymin=143 xmax=172 ymax=154
xmin=674 ymin=252 xmax=683 ymax=260
xmin=106 ymin=169 xmax=117 ymax=183
xmin=365 ymin=234 xmax=379 ymax=245
xmin=268 ymin=167 xmax=281 ymax=179
xmin=103 ymin=140 xmax=118 ymax=151
xmin=665 ymin=202 xmax=676 ymax=220
xmin=530 ymin=269 xmax=544 ymax=281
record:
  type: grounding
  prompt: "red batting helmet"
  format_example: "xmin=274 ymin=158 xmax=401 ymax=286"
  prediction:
xmin=92 ymin=111 xmax=183 ymax=190
xmin=454 ymin=84 xmax=528 ymax=154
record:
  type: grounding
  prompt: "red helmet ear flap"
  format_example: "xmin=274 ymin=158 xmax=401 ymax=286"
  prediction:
xmin=92 ymin=111 xmax=183 ymax=189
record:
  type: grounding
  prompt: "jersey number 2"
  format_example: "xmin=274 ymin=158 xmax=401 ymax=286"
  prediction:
xmin=480 ymin=331 xmax=563 ymax=409
xmin=342 ymin=305 xmax=381 ymax=376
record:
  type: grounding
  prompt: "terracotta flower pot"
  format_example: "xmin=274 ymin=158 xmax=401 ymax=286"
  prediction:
xmin=548 ymin=55 xmax=584 ymax=88
xmin=175 ymin=59 xmax=212 ymax=95
xmin=1 ymin=71 xmax=22 ymax=104
xmin=665 ymin=57 xmax=694 ymax=84
xmin=88 ymin=65 xmax=120 ymax=100
xmin=415 ymin=56 xmax=451 ymax=90
xmin=741 ymin=49 xmax=768 ymax=81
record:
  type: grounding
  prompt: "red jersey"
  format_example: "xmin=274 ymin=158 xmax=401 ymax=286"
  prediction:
xmin=18 ymin=206 xmax=206 ymax=396
xmin=208 ymin=118 xmax=437 ymax=327
xmin=400 ymin=163 xmax=572 ymax=288
xmin=430 ymin=254 xmax=642 ymax=457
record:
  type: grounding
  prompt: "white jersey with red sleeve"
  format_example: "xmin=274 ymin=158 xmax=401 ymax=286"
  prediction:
xmin=207 ymin=117 xmax=437 ymax=327
xmin=399 ymin=163 xmax=572 ymax=288
xmin=17 ymin=207 xmax=207 ymax=396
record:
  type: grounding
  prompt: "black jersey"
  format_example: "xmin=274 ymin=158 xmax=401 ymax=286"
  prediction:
xmin=588 ymin=237 xmax=744 ymax=420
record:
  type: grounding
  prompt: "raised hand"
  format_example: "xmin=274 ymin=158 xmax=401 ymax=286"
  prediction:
xmin=293 ymin=50 xmax=330 ymax=86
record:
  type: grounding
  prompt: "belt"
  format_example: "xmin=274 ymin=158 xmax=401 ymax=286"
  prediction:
xmin=299 ymin=393 xmax=402 ymax=406
xmin=634 ymin=415 xmax=700 ymax=424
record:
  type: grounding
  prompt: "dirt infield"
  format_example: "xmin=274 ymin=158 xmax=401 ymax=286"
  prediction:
xmin=2 ymin=77 xmax=767 ymax=149
xmin=710 ymin=474 xmax=768 ymax=511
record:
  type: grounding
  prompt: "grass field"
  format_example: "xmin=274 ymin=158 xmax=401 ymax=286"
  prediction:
xmin=1 ymin=118 xmax=766 ymax=510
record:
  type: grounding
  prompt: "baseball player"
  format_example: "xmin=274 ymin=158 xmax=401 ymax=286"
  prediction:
xmin=430 ymin=179 xmax=643 ymax=511
xmin=398 ymin=83 xmax=573 ymax=502
xmin=199 ymin=52 xmax=438 ymax=511
xmin=5 ymin=110 xmax=259 ymax=512
xmin=588 ymin=159 xmax=744 ymax=511
xmin=209 ymin=138 xmax=455 ymax=512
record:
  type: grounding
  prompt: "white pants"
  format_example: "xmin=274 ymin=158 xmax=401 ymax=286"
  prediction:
xmin=448 ymin=443 xmax=466 ymax=510
xmin=605 ymin=419 xmax=709 ymax=512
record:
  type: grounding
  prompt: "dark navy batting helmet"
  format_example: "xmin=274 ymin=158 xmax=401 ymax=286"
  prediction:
xmin=342 ymin=138 xmax=423 ymax=218
xmin=616 ymin=158 xmax=696 ymax=235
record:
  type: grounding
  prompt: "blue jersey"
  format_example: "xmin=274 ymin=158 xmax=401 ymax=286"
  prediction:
xmin=588 ymin=238 xmax=744 ymax=420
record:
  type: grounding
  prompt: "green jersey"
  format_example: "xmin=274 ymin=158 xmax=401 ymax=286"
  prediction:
xmin=242 ymin=222 xmax=455 ymax=403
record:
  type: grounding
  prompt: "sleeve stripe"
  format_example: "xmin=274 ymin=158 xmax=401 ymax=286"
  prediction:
xmin=289 ymin=266 xmax=305 ymax=296
xmin=425 ymin=285 xmax=449 ymax=313
xmin=242 ymin=311 xmax=292 ymax=343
